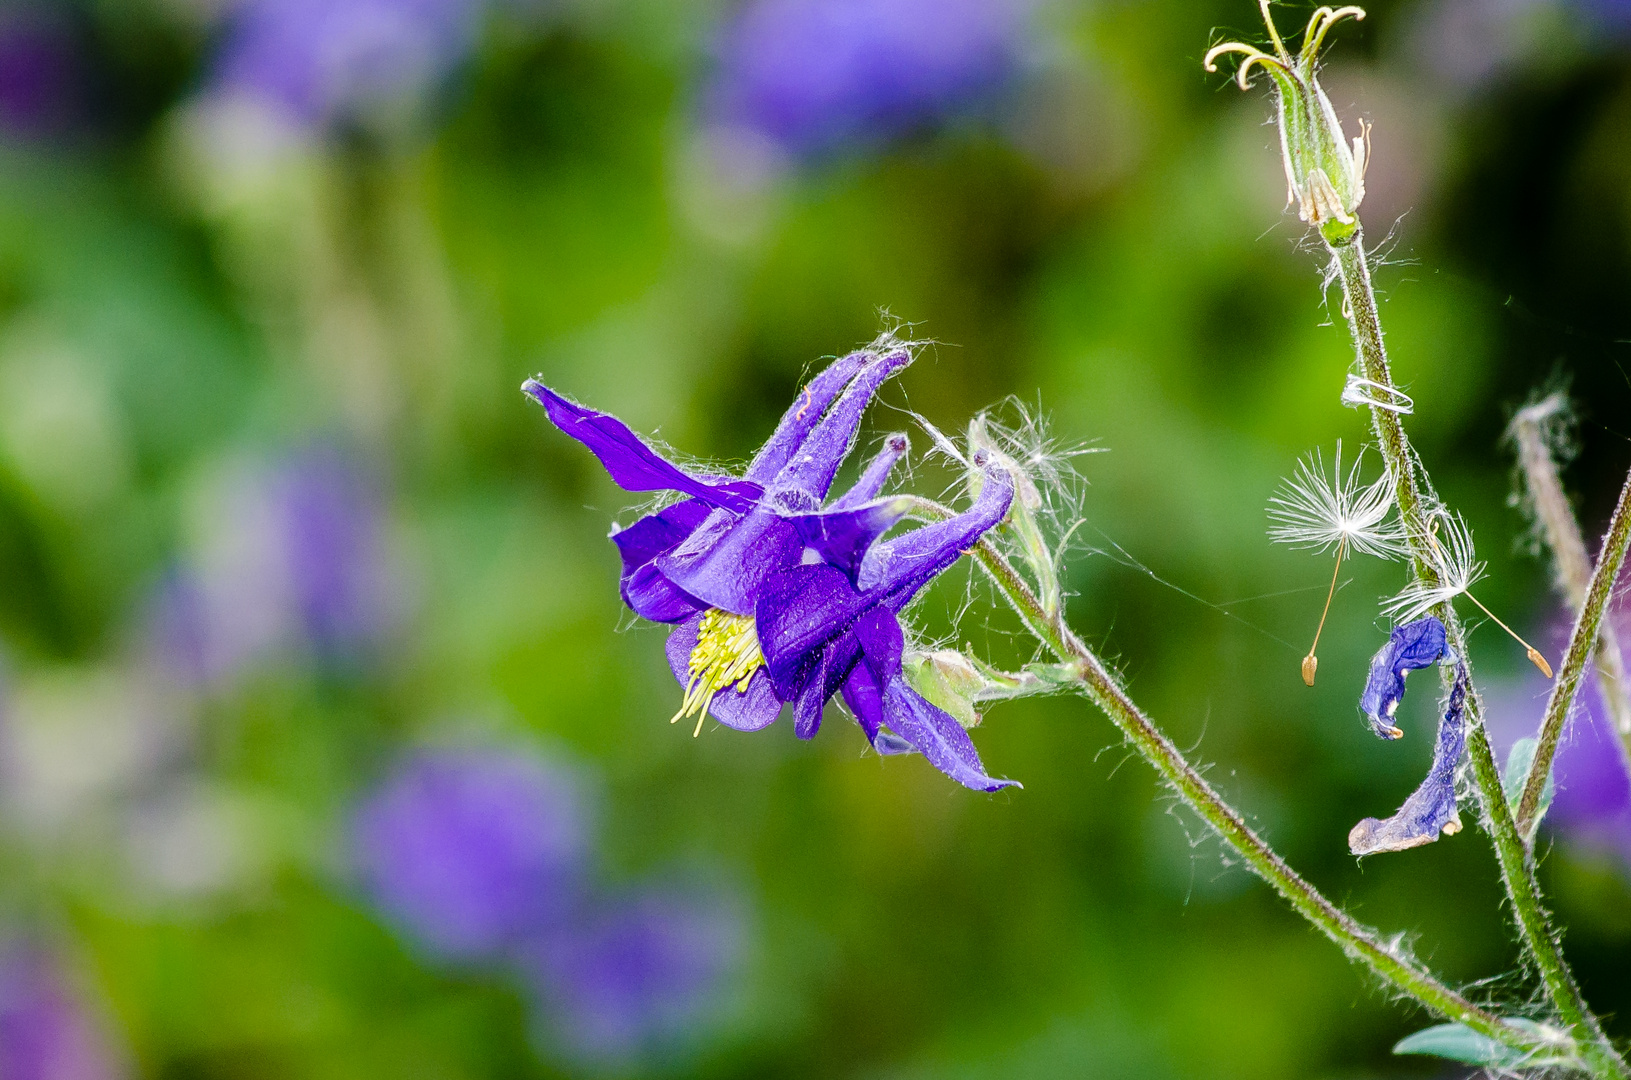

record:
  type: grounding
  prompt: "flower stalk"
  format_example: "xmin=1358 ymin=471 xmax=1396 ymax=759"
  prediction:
xmin=1514 ymin=464 xmax=1631 ymax=837
xmin=1509 ymin=399 xmax=1631 ymax=760
xmin=897 ymin=495 xmax=1573 ymax=1068
xmin=1328 ymin=234 xmax=1629 ymax=1080
xmin=1304 ymin=535 xmax=1346 ymax=685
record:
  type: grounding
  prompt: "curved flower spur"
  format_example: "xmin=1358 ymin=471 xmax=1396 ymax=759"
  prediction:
xmin=523 ymin=344 xmax=1020 ymax=791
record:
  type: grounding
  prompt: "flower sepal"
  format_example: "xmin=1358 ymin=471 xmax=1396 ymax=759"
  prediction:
xmin=902 ymin=650 xmax=1073 ymax=729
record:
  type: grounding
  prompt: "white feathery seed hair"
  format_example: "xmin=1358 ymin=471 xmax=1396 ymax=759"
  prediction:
xmin=1381 ymin=509 xmax=1486 ymax=623
xmin=1267 ymin=441 xmax=1408 ymax=559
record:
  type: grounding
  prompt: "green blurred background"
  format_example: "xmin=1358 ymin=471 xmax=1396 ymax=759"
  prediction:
xmin=0 ymin=0 xmax=1629 ymax=1076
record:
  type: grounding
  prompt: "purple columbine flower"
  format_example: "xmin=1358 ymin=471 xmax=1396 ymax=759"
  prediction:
xmin=702 ymin=0 xmax=1034 ymax=161
xmin=523 ymin=345 xmax=1018 ymax=791
xmin=525 ymin=885 xmax=743 ymax=1067
xmin=206 ymin=0 xmax=487 ymax=134
xmin=0 ymin=940 xmax=124 ymax=1080
xmin=350 ymin=747 xmax=588 ymax=961
xmin=1350 ymin=664 xmax=1469 ymax=855
xmin=1359 ymin=616 xmax=1455 ymax=740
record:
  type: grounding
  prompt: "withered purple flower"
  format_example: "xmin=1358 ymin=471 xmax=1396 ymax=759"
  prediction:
xmin=524 ymin=346 xmax=1018 ymax=791
xmin=1350 ymin=664 xmax=1468 ymax=855
xmin=1360 ymin=616 xmax=1454 ymax=740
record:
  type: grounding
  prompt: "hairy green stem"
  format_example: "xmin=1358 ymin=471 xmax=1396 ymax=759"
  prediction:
xmin=1516 ymin=465 xmax=1631 ymax=834
xmin=893 ymin=496 xmax=1570 ymax=1066
xmin=1329 ymin=233 xmax=1627 ymax=1079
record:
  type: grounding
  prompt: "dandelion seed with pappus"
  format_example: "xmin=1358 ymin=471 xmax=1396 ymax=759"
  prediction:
xmin=1382 ymin=510 xmax=1554 ymax=677
xmin=1267 ymin=442 xmax=1404 ymax=684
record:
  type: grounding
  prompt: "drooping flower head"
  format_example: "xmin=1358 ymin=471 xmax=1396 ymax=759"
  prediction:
xmin=523 ymin=343 xmax=1019 ymax=791
xmin=350 ymin=746 xmax=589 ymax=961
xmin=1350 ymin=662 xmax=1468 ymax=855
xmin=702 ymin=0 xmax=1035 ymax=163
xmin=1205 ymin=2 xmax=1371 ymax=242
xmin=524 ymin=884 xmax=743 ymax=1067
xmin=1268 ymin=442 xmax=1405 ymax=559
xmin=1359 ymin=615 xmax=1455 ymax=740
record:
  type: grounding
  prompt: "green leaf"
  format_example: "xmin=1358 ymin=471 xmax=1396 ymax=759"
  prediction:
xmin=1394 ymin=1020 xmax=1570 ymax=1069
xmin=1503 ymin=738 xmax=1556 ymax=829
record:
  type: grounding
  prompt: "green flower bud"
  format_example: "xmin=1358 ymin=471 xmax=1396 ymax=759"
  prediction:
xmin=1206 ymin=2 xmax=1370 ymax=244
xmin=904 ymin=650 xmax=986 ymax=728
xmin=903 ymin=649 xmax=1077 ymax=729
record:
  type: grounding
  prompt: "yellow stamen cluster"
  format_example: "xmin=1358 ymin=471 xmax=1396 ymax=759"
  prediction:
xmin=672 ymin=608 xmax=765 ymax=737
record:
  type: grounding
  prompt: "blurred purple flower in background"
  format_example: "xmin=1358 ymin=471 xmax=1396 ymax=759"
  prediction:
xmin=1535 ymin=673 xmax=1631 ymax=856
xmin=205 ymin=0 xmax=488 ymax=134
xmin=349 ymin=743 xmax=747 ymax=1065
xmin=1488 ymin=607 xmax=1631 ymax=871
xmin=0 ymin=6 xmax=84 ymax=140
xmin=0 ymin=939 xmax=124 ymax=1080
xmin=525 ymin=886 xmax=743 ymax=1067
xmin=702 ymin=0 xmax=1036 ymax=163
xmin=350 ymin=747 xmax=589 ymax=961
xmin=142 ymin=445 xmax=401 ymax=688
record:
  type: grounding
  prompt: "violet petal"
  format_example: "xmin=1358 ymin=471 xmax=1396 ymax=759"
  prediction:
xmin=612 ymin=502 xmax=711 ymax=623
xmin=766 ymin=350 xmax=911 ymax=505
xmin=840 ymin=662 xmax=884 ymax=744
xmin=853 ymin=606 xmax=1013 ymax=789
xmin=857 ymin=461 xmax=1013 ymax=607
xmin=610 ymin=500 xmax=711 ymax=571
xmin=788 ymin=496 xmax=911 ymax=578
xmin=656 ymin=510 xmax=803 ymax=617
xmin=523 ymin=381 xmax=761 ymax=513
xmin=831 ymin=432 xmax=909 ymax=510
xmin=756 ymin=563 xmax=870 ymax=698
xmin=744 ymin=350 xmax=872 ymax=483
xmin=879 ymin=679 xmax=1016 ymax=791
